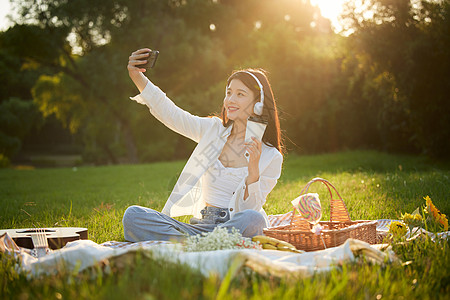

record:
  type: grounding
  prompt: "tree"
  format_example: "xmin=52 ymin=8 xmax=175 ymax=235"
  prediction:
xmin=341 ymin=0 xmax=450 ymax=157
xmin=7 ymin=0 xmax=228 ymax=163
xmin=0 ymin=28 xmax=48 ymax=160
xmin=6 ymin=0 xmax=330 ymax=162
xmin=0 ymin=98 xmax=42 ymax=158
xmin=9 ymin=0 xmax=446 ymax=162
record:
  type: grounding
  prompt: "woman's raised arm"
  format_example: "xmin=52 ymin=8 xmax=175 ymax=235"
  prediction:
xmin=126 ymin=48 xmax=217 ymax=143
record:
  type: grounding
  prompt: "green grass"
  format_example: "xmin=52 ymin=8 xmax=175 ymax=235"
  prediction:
xmin=1 ymin=150 xmax=449 ymax=299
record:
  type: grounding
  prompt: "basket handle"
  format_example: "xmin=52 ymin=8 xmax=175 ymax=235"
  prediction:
xmin=295 ymin=177 xmax=351 ymax=222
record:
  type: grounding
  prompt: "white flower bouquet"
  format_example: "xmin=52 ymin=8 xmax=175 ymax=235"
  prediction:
xmin=184 ymin=227 xmax=261 ymax=252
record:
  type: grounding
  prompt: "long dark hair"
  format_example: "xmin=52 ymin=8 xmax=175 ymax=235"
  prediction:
xmin=221 ymin=68 xmax=284 ymax=155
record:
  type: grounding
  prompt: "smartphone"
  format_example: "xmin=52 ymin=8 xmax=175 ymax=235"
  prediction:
xmin=139 ymin=50 xmax=159 ymax=70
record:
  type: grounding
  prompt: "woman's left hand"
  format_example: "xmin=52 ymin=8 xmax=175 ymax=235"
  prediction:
xmin=245 ymin=137 xmax=261 ymax=183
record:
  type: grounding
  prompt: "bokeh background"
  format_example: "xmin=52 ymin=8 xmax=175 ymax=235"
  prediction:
xmin=1 ymin=0 xmax=449 ymax=167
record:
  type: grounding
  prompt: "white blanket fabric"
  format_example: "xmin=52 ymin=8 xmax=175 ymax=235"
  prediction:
xmin=14 ymin=238 xmax=394 ymax=279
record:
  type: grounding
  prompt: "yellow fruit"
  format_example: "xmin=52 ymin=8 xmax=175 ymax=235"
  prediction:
xmin=262 ymin=243 xmax=278 ymax=250
xmin=252 ymin=235 xmax=297 ymax=250
xmin=276 ymin=240 xmax=297 ymax=250
xmin=252 ymin=235 xmax=274 ymax=245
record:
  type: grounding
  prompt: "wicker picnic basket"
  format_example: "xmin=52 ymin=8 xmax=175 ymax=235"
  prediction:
xmin=263 ymin=178 xmax=377 ymax=251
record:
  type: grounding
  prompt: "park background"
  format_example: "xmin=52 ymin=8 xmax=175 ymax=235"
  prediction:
xmin=1 ymin=0 xmax=449 ymax=167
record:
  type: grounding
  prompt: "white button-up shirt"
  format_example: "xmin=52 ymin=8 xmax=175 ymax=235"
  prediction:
xmin=130 ymin=79 xmax=283 ymax=226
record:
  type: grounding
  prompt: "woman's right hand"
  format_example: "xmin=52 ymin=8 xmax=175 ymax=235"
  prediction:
xmin=127 ymin=48 xmax=152 ymax=92
xmin=127 ymin=48 xmax=151 ymax=75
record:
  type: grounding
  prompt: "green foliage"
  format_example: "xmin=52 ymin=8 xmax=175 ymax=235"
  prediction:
xmin=341 ymin=0 xmax=450 ymax=157
xmin=2 ymin=0 xmax=449 ymax=162
xmin=32 ymin=73 xmax=83 ymax=133
xmin=0 ymin=98 xmax=42 ymax=158
xmin=0 ymin=153 xmax=10 ymax=168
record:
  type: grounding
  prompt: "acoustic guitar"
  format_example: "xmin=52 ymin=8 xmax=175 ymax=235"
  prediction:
xmin=0 ymin=227 xmax=88 ymax=250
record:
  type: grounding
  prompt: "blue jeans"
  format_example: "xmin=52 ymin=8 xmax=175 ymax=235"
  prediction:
xmin=122 ymin=205 xmax=266 ymax=242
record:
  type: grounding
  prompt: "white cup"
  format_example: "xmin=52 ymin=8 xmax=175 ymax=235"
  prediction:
xmin=244 ymin=117 xmax=268 ymax=161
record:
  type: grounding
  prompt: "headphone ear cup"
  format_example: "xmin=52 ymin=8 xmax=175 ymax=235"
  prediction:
xmin=254 ymin=102 xmax=263 ymax=115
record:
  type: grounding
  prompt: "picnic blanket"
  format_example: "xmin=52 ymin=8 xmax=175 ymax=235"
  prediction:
xmin=2 ymin=219 xmax=447 ymax=279
xmin=1 ymin=234 xmax=394 ymax=279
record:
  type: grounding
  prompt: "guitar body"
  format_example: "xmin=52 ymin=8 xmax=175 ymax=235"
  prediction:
xmin=0 ymin=227 xmax=88 ymax=249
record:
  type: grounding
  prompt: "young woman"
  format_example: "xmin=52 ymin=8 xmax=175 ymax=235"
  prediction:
xmin=122 ymin=48 xmax=283 ymax=242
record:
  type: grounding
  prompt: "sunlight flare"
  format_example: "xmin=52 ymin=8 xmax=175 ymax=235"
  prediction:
xmin=310 ymin=0 xmax=365 ymax=32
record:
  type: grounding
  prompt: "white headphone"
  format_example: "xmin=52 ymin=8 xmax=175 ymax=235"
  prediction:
xmin=227 ymin=71 xmax=265 ymax=116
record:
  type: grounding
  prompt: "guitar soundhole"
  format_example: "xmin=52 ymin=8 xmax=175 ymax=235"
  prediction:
xmin=17 ymin=229 xmax=56 ymax=234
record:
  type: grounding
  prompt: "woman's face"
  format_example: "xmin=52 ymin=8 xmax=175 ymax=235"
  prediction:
xmin=224 ymin=79 xmax=256 ymax=122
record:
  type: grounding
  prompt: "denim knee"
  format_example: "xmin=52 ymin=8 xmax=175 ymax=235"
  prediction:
xmin=229 ymin=209 xmax=266 ymax=237
xmin=123 ymin=205 xmax=162 ymax=242
xmin=239 ymin=209 xmax=266 ymax=228
xmin=122 ymin=205 xmax=139 ymax=228
xmin=122 ymin=205 xmax=157 ymax=229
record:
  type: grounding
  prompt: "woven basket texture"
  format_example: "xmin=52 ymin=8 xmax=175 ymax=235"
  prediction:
xmin=263 ymin=178 xmax=377 ymax=251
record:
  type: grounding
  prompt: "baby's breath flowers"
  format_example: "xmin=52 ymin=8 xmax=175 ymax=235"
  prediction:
xmin=184 ymin=227 xmax=261 ymax=252
xmin=389 ymin=221 xmax=407 ymax=237
xmin=424 ymin=196 xmax=448 ymax=231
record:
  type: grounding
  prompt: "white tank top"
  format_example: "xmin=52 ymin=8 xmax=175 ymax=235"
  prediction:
xmin=203 ymin=160 xmax=248 ymax=208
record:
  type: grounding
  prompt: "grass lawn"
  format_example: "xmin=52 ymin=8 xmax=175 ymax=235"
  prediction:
xmin=1 ymin=150 xmax=449 ymax=299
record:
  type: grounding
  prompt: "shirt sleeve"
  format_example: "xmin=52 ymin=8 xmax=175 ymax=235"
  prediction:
xmin=239 ymin=149 xmax=283 ymax=212
xmin=130 ymin=78 xmax=216 ymax=143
